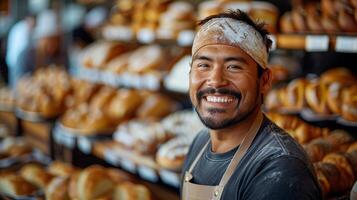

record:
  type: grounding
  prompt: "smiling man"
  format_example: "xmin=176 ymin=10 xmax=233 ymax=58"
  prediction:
xmin=181 ymin=10 xmax=322 ymax=200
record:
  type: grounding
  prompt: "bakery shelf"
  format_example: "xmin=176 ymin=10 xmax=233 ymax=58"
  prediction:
xmin=275 ymin=33 xmax=357 ymax=52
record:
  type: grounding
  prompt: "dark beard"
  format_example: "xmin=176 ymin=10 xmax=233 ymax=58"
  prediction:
xmin=194 ymin=85 xmax=260 ymax=130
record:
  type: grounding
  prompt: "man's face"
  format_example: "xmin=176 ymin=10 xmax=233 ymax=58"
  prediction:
xmin=189 ymin=44 xmax=265 ymax=130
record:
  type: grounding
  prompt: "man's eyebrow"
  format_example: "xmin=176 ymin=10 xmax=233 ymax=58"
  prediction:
xmin=224 ymin=56 xmax=248 ymax=64
xmin=192 ymin=55 xmax=213 ymax=62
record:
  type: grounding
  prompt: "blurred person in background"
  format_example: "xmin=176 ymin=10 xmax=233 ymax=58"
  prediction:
xmin=15 ymin=9 xmax=67 ymax=86
xmin=5 ymin=15 xmax=36 ymax=88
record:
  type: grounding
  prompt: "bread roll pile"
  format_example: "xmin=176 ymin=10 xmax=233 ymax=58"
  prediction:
xmin=15 ymin=67 xmax=73 ymax=118
xmin=0 ymin=161 xmax=151 ymax=200
xmin=314 ymin=141 xmax=357 ymax=196
xmin=266 ymin=112 xmax=329 ymax=144
xmin=265 ymin=68 xmax=357 ymax=122
xmin=156 ymin=1 xmax=196 ymax=39
xmin=81 ymin=41 xmax=132 ymax=70
xmin=61 ymin=84 xmax=177 ymax=135
xmin=198 ymin=0 xmax=279 ymax=33
xmin=280 ymin=0 xmax=357 ymax=33
xmin=113 ymin=110 xmax=203 ymax=171
xmin=268 ymin=112 xmax=357 ymax=196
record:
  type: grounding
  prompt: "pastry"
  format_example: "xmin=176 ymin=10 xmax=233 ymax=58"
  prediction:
xmin=341 ymin=85 xmax=357 ymax=122
xmin=19 ymin=163 xmax=54 ymax=189
xmin=280 ymin=12 xmax=295 ymax=33
xmin=68 ymin=172 xmax=80 ymax=200
xmin=291 ymin=8 xmax=308 ymax=32
xmin=107 ymin=89 xmax=143 ymax=122
xmin=113 ymin=182 xmax=151 ymax=200
xmin=81 ymin=41 xmax=130 ymax=69
xmin=323 ymin=153 xmax=355 ymax=187
xmin=77 ymin=165 xmax=115 ymax=200
xmin=321 ymin=15 xmax=341 ymax=33
xmin=305 ymin=79 xmax=331 ymax=115
xmin=338 ymin=9 xmax=357 ymax=32
xmin=304 ymin=138 xmax=333 ymax=162
xmin=161 ymin=110 xmax=204 ymax=136
xmin=325 ymin=130 xmax=354 ymax=152
xmin=198 ymin=1 xmax=222 ymax=20
xmin=136 ymin=93 xmax=177 ymax=120
xmin=47 ymin=161 xmax=79 ymax=177
xmin=45 ymin=177 xmax=70 ymax=200
xmin=156 ymin=136 xmax=193 ymax=171
xmin=285 ymin=78 xmax=307 ymax=111
xmin=347 ymin=141 xmax=357 ymax=153
xmin=114 ymin=120 xmax=172 ymax=155
xmin=0 ymin=174 xmax=37 ymax=197
xmin=127 ymin=45 xmax=164 ymax=73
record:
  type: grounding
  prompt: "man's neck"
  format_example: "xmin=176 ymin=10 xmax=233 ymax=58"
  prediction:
xmin=209 ymin=108 xmax=262 ymax=153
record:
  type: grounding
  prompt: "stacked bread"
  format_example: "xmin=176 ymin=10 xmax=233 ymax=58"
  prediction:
xmin=156 ymin=1 xmax=196 ymax=39
xmin=265 ymin=68 xmax=357 ymax=122
xmin=266 ymin=112 xmax=330 ymax=144
xmin=0 ymin=87 xmax=14 ymax=110
xmin=81 ymin=42 xmax=179 ymax=80
xmin=280 ymin=0 xmax=357 ymax=33
xmin=81 ymin=41 xmax=132 ymax=70
xmin=268 ymin=112 xmax=357 ymax=196
xmin=198 ymin=0 xmax=279 ymax=33
xmin=156 ymin=110 xmax=204 ymax=171
xmin=15 ymin=67 xmax=73 ymax=118
xmin=0 ymin=161 xmax=151 ymax=200
xmin=61 ymin=85 xmax=177 ymax=135
xmin=314 ymin=141 xmax=357 ymax=196
xmin=303 ymin=130 xmax=354 ymax=162
xmin=113 ymin=110 xmax=203 ymax=171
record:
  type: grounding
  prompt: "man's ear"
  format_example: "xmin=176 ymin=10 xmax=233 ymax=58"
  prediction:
xmin=260 ymin=68 xmax=272 ymax=95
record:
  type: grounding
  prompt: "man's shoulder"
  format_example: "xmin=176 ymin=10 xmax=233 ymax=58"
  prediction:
xmin=253 ymin=117 xmax=311 ymax=165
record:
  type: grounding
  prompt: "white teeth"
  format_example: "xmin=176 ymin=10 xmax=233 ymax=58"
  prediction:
xmin=206 ymin=96 xmax=234 ymax=103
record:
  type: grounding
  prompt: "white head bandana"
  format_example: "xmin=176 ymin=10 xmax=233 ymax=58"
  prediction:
xmin=192 ymin=18 xmax=268 ymax=68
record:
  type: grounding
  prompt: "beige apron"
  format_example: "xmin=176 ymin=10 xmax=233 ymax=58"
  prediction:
xmin=182 ymin=113 xmax=263 ymax=200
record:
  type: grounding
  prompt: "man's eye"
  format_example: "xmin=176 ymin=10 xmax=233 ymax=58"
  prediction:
xmin=198 ymin=63 xmax=209 ymax=68
xmin=227 ymin=65 xmax=242 ymax=70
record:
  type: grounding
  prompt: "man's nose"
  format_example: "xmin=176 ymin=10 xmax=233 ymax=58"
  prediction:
xmin=207 ymin=66 xmax=228 ymax=88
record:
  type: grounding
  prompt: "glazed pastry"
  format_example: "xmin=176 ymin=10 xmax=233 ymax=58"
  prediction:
xmin=325 ymin=130 xmax=354 ymax=152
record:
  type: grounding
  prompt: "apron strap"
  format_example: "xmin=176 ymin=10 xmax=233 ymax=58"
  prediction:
xmin=214 ymin=112 xmax=264 ymax=199
xmin=188 ymin=138 xmax=210 ymax=174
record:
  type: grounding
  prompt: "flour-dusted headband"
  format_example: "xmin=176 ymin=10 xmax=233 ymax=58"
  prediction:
xmin=192 ymin=17 xmax=268 ymax=69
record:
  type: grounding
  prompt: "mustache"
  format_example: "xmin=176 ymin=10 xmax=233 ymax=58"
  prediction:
xmin=196 ymin=87 xmax=242 ymax=100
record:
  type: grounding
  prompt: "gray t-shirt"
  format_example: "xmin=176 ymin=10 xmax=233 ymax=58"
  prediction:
xmin=181 ymin=116 xmax=322 ymax=200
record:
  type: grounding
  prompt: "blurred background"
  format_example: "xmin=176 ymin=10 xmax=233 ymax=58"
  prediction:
xmin=0 ymin=0 xmax=357 ymax=199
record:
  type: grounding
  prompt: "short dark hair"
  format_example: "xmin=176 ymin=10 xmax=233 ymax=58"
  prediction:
xmin=198 ymin=10 xmax=271 ymax=78
xmin=198 ymin=10 xmax=272 ymax=53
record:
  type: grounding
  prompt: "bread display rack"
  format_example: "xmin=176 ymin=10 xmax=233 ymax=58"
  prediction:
xmin=1 ymin=0 xmax=357 ymax=199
